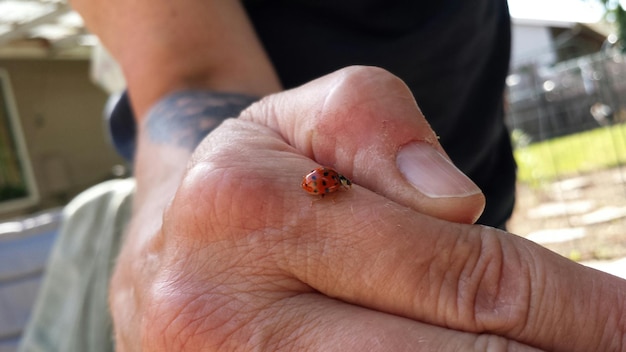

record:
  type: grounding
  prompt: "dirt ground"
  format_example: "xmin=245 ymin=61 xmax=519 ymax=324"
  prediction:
xmin=507 ymin=166 xmax=626 ymax=262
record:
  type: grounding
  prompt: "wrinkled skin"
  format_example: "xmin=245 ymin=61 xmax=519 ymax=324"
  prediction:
xmin=110 ymin=67 xmax=626 ymax=351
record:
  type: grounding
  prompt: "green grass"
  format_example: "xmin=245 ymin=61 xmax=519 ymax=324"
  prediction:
xmin=513 ymin=123 xmax=626 ymax=184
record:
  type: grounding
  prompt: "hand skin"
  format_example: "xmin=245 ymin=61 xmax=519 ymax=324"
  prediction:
xmin=109 ymin=66 xmax=626 ymax=351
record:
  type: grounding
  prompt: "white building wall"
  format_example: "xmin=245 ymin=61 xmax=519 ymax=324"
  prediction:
xmin=510 ymin=18 xmax=576 ymax=68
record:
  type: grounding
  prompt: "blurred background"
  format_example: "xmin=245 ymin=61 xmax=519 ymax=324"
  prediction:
xmin=0 ymin=0 xmax=625 ymax=350
xmin=505 ymin=0 xmax=626 ymax=267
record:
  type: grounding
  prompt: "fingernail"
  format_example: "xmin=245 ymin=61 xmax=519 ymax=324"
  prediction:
xmin=396 ymin=142 xmax=481 ymax=198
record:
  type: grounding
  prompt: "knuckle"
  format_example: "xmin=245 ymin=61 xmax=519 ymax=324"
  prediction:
xmin=447 ymin=226 xmax=532 ymax=335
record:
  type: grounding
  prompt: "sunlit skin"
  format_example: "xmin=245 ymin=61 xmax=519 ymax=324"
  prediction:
xmin=125 ymin=67 xmax=623 ymax=351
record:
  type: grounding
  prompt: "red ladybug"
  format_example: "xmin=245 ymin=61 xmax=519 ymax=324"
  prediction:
xmin=301 ymin=167 xmax=352 ymax=197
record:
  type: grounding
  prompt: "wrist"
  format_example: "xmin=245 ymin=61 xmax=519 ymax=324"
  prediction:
xmin=109 ymin=89 xmax=259 ymax=162
xmin=130 ymin=90 xmax=259 ymax=212
xmin=142 ymin=90 xmax=259 ymax=152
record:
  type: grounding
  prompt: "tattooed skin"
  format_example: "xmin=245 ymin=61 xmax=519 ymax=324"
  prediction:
xmin=145 ymin=91 xmax=258 ymax=151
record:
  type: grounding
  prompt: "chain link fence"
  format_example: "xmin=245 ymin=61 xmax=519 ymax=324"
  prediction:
xmin=506 ymin=50 xmax=626 ymax=261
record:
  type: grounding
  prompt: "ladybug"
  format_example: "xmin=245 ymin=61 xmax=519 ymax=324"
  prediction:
xmin=301 ymin=167 xmax=352 ymax=197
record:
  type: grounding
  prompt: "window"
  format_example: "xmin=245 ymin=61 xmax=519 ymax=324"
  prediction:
xmin=0 ymin=68 xmax=38 ymax=213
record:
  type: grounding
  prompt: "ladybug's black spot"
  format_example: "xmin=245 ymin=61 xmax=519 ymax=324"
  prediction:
xmin=323 ymin=171 xmax=330 ymax=176
xmin=311 ymin=175 xmax=317 ymax=181
xmin=322 ymin=180 xmax=327 ymax=186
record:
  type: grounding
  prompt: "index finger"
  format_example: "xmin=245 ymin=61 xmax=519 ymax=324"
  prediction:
xmin=240 ymin=65 xmax=485 ymax=224
xmin=232 ymin=67 xmax=626 ymax=351
xmin=183 ymin=113 xmax=625 ymax=352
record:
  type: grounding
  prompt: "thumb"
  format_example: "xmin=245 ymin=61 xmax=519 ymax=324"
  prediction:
xmin=241 ymin=65 xmax=485 ymax=223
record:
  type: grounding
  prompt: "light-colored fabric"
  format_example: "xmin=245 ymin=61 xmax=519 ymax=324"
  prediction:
xmin=0 ymin=208 xmax=61 ymax=352
xmin=18 ymin=178 xmax=135 ymax=352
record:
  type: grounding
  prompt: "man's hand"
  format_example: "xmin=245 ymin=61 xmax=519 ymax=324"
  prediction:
xmin=110 ymin=67 xmax=626 ymax=351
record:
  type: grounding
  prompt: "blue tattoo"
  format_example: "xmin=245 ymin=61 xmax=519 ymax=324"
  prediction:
xmin=145 ymin=91 xmax=258 ymax=150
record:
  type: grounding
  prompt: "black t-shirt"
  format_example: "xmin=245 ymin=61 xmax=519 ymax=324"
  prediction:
xmin=243 ymin=0 xmax=516 ymax=228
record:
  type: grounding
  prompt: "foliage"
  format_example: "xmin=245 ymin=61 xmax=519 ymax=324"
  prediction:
xmin=598 ymin=0 xmax=626 ymax=50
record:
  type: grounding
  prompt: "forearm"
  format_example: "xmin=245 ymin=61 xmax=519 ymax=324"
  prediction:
xmin=70 ymin=0 xmax=283 ymax=219
xmin=71 ymin=0 xmax=281 ymax=117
